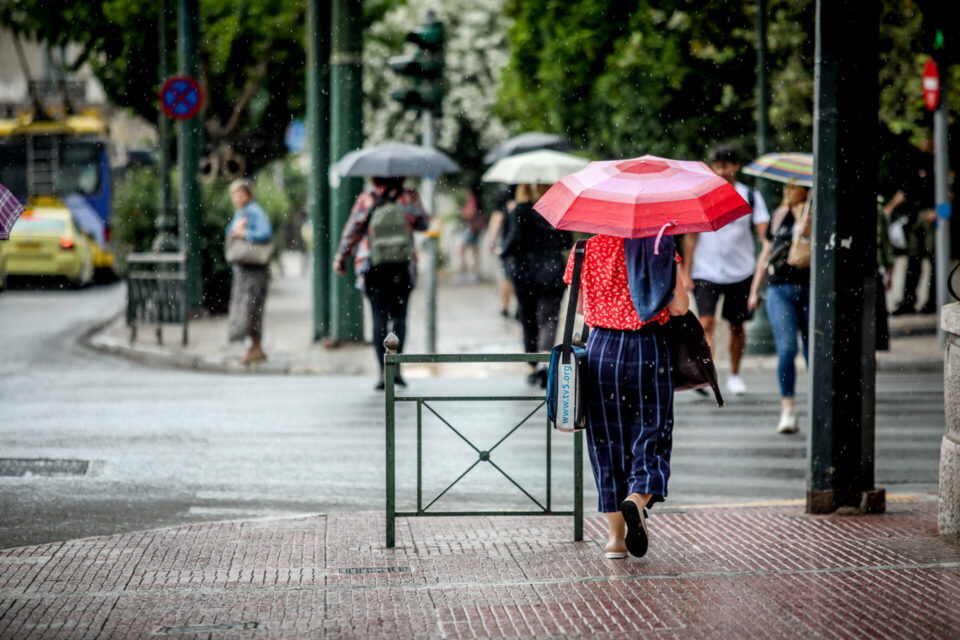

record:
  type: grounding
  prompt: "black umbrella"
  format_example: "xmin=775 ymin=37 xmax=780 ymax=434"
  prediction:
xmin=335 ymin=142 xmax=460 ymax=178
xmin=482 ymin=132 xmax=571 ymax=165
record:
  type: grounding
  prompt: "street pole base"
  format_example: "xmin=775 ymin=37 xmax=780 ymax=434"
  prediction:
xmin=806 ymin=489 xmax=835 ymax=514
xmin=859 ymin=488 xmax=886 ymax=514
xmin=806 ymin=488 xmax=886 ymax=515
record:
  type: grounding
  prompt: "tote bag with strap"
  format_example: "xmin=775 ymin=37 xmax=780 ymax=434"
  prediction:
xmin=663 ymin=310 xmax=724 ymax=406
xmin=786 ymin=199 xmax=812 ymax=269
xmin=225 ymin=235 xmax=274 ymax=266
xmin=546 ymin=240 xmax=589 ymax=432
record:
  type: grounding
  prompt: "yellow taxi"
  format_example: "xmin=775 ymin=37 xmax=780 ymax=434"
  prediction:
xmin=0 ymin=207 xmax=95 ymax=288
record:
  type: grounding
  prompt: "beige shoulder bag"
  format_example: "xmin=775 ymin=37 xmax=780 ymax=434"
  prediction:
xmin=787 ymin=199 xmax=812 ymax=269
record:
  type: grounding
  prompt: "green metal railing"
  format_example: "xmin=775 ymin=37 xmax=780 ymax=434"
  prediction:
xmin=383 ymin=342 xmax=583 ymax=548
xmin=126 ymin=252 xmax=188 ymax=346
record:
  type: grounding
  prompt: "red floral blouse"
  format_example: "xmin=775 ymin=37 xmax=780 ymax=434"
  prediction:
xmin=563 ymin=234 xmax=678 ymax=330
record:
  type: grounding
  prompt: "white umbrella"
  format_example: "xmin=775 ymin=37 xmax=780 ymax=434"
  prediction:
xmin=481 ymin=149 xmax=590 ymax=185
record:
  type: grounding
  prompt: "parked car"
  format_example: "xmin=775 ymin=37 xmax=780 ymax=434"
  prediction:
xmin=0 ymin=207 xmax=95 ymax=289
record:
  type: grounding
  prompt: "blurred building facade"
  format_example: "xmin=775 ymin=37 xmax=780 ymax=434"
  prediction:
xmin=0 ymin=28 xmax=155 ymax=150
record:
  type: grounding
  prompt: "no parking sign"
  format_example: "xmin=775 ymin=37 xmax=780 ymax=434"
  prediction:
xmin=159 ymin=76 xmax=204 ymax=120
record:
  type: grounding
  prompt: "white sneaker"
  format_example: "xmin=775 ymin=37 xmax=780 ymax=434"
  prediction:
xmin=777 ymin=409 xmax=799 ymax=433
xmin=726 ymin=374 xmax=748 ymax=395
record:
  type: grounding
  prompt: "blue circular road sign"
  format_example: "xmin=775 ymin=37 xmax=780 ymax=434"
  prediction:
xmin=159 ymin=76 xmax=203 ymax=120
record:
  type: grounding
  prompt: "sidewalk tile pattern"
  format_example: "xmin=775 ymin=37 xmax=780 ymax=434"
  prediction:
xmin=1 ymin=501 xmax=958 ymax=638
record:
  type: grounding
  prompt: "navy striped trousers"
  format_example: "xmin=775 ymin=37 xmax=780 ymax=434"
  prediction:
xmin=585 ymin=325 xmax=675 ymax=513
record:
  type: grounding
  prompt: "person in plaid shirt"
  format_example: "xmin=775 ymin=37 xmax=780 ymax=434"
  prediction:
xmin=333 ymin=177 xmax=430 ymax=389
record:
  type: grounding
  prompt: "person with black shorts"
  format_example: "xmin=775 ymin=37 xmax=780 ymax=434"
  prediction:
xmin=679 ymin=146 xmax=769 ymax=396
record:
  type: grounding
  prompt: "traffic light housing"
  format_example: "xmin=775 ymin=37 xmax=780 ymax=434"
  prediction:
xmin=919 ymin=0 xmax=957 ymax=66
xmin=388 ymin=16 xmax=444 ymax=113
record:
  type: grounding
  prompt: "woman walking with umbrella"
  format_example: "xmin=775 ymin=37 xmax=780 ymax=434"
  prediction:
xmin=500 ymin=182 xmax=572 ymax=386
xmin=747 ymin=181 xmax=812 ymax=434
xmin=332 ymin=142 xmax=458 ymax=389
xmin=536 ymin=156 xmax=750 ymax=558
xmin=333 ymin=176 xmax=430 ymax=389
xmin=743 ymin=153 xmax=814 ymax=434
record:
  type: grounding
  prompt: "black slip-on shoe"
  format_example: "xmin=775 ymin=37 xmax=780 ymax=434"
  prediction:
xmin=620 ymin=499 xmax=649 ymax=558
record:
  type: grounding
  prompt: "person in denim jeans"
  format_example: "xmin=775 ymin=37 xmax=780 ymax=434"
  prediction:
xmin=748 ymin=183 xmax=811 ymax=433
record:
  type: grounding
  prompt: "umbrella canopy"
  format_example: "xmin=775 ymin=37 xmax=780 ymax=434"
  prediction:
xmin=533 ymin=155 xmax=751 ymax=239
xmin=482 ymin=132 xmax=570 ymax=165
xmin=65 ymin=194 xmax=106 ymax=248
xmin=335 ymin=142 xmax=460 ymax=178
xmin=0 ymin=181 xmax=24 ymax=241
xmin=481 ymin=150 xmax=590 ymax=185
xmin=743 ymin=152 xmax=813 ymax=187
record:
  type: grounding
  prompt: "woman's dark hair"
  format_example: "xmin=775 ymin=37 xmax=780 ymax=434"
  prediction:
xmin=371 ymin=176 xmax=405 ymax=202
xmin=710 ymin=145 xmax=740 ymax=165
xmin=371 ymin=176 xmax=405 ymax=191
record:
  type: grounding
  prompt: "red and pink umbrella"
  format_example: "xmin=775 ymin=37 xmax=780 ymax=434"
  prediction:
xmin=534 ymin=155 xmax=751 ymax=241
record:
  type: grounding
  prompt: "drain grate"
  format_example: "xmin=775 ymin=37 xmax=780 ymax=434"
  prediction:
xmin=155 ymin=622 xmax=261 ymax=634
xmin=338 ymin=566 xmax=411 ymax=575
xmin=0 ymin=459 xmax=89 ymax=477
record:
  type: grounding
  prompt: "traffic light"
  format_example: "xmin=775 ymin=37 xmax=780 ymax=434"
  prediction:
xmin=919 ymin=0 xmax=957 ymax=66
xmin=388 ymin=14 xmax=444 ymax=113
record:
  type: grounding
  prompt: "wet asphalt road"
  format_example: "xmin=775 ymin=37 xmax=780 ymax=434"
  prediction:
xmin=0 ymin=283 xmax=946 ymax=549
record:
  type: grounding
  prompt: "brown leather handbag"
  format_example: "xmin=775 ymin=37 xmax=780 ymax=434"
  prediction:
xmin=663 ymin=311 xmax=724 ymax=406
xmin=786 ymin=200 xmax=812 ymax=268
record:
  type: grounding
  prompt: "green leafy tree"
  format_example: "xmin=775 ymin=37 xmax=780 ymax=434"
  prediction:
xmin=110 ymin=167 xmax=161 ymax=270
xmin=764 ymin=0 xmax=815 ymax=152
xmin=362 ymin=0 xmax=510 ymax=185
xmin=1 ymin=0 xmax=306 ymax=176
xmin=497 ymin=0 xmax=757 ymax=161
xmin=497 ymin=0 xmax=960 ymax=177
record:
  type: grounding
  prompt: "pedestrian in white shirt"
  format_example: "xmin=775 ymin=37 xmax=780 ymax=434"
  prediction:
xmin=679 ymin=146 xmax=769 ymax=396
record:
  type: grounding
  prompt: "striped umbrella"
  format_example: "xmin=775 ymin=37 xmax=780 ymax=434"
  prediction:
xmin=742 ymin=152 xmax=813 ymax=187
xmin=0 ymin=181 xmax=24 ymax=241
xmin=533 ymin=155 xmax=751 ymax=240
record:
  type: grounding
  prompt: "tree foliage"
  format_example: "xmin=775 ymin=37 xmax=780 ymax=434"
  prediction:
xmin=362 ymin=0 xmax=510 ymax=186
xmin=497 ymin=0 xmax=758 ymax=160
xmin=1 ymin=0 xmax=306 ymax=176
xmin=496 ymin=0 xmax=960 ymax=179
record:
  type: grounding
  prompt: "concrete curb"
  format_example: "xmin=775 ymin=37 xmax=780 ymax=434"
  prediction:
xmin=82 ymin=314 xmax=360 ymax=376
xmin=82 ymin=306 xmax=945 ymax=376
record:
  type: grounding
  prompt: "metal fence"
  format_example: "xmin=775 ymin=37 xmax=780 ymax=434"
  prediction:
xmin=126 ymin=252 xmax=188 ymax=346
xmin=383 ymin=344 xmax=583 ymax=548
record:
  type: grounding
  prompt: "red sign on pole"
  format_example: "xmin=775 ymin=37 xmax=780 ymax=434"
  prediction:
xmin=923 ymin=59 xmax=940 ymax=111
xmin=159 ymin=76 xmax=203 ymax=120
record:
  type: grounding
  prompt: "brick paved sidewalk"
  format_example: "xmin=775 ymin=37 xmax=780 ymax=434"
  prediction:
xmin=1 ymin=500 xmax=958 ymax=639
